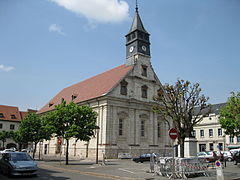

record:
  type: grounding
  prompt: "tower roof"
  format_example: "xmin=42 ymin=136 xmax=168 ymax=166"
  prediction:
xmin=128 ymin=8 xmax=149 ymax=34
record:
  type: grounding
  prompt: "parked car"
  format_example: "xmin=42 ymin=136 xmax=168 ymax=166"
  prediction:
xmin=0 ymin=149 xmax=15 ymax=154
xmin=197 ymin=151 xmax=219 ymax=162
xmin=133 ymin=153 xmax=152 ymax=163
xmin=21 ymin=149 xmax=31 ymax=153
xmin=222 ymin=151 xmax=233 ymax=161
xmin=0 ymin=152 xmax=38 ymax=176
xmin=118 ymin=153 xmax=132 ymax=159
xmin=233 ymin=151 xmax=240 ymax=165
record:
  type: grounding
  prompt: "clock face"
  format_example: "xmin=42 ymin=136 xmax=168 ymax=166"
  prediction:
xmin=142 ymin=45 xmax=147 ymax=52
xmin=129 ymin=46 xmax=134 ymax=53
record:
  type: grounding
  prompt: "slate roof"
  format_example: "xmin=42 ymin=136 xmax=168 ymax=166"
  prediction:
xmin=0 ymin=105 xmax=23 ymax=122
xmin=194 ymin=102 xmax=227 ymax=116
xmin=38 ymin=64 xmax=134 ymax=114
xmin=128 ymin=8 xmax=149 ymax=34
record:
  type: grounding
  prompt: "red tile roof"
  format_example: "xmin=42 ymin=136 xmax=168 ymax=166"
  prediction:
xmin=0 ymin=105 xmax=22 ymax=122
xmin=38 ymin=64 xmax=133 ymax=114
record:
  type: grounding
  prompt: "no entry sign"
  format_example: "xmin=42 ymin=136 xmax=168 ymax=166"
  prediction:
xmin=169 ymin=128 xmax=178 ymax=140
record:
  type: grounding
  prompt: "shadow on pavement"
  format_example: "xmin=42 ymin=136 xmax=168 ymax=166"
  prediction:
xmin=0 ymin=167 xmax=70 ymax=180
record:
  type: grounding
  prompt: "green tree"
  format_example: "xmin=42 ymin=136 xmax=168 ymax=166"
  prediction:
xmin=153 ymin=79 xmax=211 ymax=157
xmin=45 ymin=100 xmax=97 ymax=165
xmin=219 ymin=92 xmax=240 ymax=136
xmin=18 ymin=112 xmax=52 ymax=158
xmin=12 ymin=131 xmax=27 ymax=151
xmin=0 ymin=131 xmax=11 ymax=149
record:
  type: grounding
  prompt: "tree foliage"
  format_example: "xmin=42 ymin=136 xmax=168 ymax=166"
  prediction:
xmin=0 ymin=131 xmax=13 ymax=149
xmin=219 ymin=91 xmax=240 ymax=136
xmin=45 ymin=100 xmax=97 ymax=165
xmin=18 ymin=112 xmax=52 ymax=158
xmin=153 ymin=79 xmax=211 ymax=157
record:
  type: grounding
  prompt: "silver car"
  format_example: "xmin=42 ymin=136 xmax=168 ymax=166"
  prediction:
xmin=0 ymin=152 xmax=38 ymax=176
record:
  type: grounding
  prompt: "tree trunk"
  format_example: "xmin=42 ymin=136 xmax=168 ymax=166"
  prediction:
xmin=33 ymin=142 xmax=38 ymax=159
xmin=66 ymin=139 xmax=69 ymax=165
xmin=179 ymin=137 xmax=185 ymax=158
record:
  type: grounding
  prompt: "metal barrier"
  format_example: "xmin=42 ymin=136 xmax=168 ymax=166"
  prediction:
xmin=152 ymin=156 xmax=209 ymax=179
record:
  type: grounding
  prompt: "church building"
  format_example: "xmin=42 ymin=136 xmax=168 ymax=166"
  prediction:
xmin=38 ymin=6 xmax=171 ymax=159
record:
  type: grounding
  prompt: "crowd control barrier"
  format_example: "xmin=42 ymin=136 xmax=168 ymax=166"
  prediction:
xmin=152 ymin=156 xmax=209 ymax=179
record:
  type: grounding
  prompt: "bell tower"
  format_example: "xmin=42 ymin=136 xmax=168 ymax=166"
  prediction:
xmin=125 ymin=3 xmax=150 ymax=64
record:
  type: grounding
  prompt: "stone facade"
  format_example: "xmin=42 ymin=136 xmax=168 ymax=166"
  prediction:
xmin=38 ymin=54 xmax=172 ymax=159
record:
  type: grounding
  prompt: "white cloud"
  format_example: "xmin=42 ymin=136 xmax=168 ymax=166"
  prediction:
xmin=49 ymin=24 xmax=65 ymax=35
xmin=50 ymin=0 xmax=129 ymax=23
xmin=0 ymin=64 xmax=15 ymax=72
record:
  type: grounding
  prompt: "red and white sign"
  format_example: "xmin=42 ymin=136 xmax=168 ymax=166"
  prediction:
xmin=57 ymin=137 xmax=62 ymax=145
xmin=169 ymin=128 xmax=178 ymax=140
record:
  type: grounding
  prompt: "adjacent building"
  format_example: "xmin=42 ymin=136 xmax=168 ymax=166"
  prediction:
xmin=0 ymin=105 xmax=32 ymax=149
xmin=194 ymin=103 xmax=240 ymax=152
xmin=37 ymin=7 xmax=172 ymax=159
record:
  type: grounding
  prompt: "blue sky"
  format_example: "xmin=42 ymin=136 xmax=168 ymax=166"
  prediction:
xmin=0 ymin=0 xmax=240 ymax=111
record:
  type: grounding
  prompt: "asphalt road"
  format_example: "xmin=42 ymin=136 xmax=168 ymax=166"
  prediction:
xmin=0 ymin=167 xmax=111 ymax=180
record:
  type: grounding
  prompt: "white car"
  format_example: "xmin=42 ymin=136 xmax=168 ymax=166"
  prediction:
xmin=0 ymin=149 xmax=15 ymax=153
xmin=223 ymin=151 xmax=233 ymax=161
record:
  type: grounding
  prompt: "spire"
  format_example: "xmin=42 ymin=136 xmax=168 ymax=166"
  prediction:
xmin=125 ymin=2 xmax=151 ymax=59
xmin=136 ymin=0 xmax=138 ymax=12
xmin=128 ymin=1 xmax=148 ymax=34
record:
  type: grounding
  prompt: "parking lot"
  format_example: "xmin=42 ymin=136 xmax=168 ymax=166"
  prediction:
xmin=1 ymin=157 xmax=240 ymax=180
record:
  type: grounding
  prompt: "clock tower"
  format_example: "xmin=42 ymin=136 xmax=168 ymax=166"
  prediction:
xmin=125 ymin=5 xmax=150 ymax=64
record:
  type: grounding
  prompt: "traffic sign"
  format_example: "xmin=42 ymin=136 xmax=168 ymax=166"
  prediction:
xmin=215 ymin=160 xmax=221 ymax=167
xmin=169 ymin=128 xmax=178 ymax=140
xmin=57 ymin=137 xmax=62 ymax=145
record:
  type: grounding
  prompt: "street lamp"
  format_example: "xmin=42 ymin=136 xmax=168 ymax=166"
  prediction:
xmin=95 ymin=126 xmax=100 ymax=164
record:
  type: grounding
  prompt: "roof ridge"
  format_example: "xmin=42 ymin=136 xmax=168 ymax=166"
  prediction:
xmin=64 ymin=64 xmax=128 ymax=91
xmin=38 ymin=64 xmax=134 ymax=114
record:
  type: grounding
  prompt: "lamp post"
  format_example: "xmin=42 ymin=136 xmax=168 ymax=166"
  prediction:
xmin=95 ymin=126 xmax=100 ymax=164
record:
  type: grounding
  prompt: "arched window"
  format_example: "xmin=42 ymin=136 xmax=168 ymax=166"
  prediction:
xmin=141 ymin=120 xmax=145 ymax=137
xmin=120 ymin=80 xmax=128 ymax=95
xmin=117 ymin=111 xmax=128 ymax=137
xmin=141 ymin=85 xmax=148 ymax=98
xmin=119 ymin=119 xmax=123 ymax=136
xmin=157 ymin=122 xmax=162 ymax=138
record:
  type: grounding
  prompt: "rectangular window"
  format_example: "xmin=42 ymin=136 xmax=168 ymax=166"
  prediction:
xmin=120 ymin=80 xmax=128 ymax=95
xmin=209 ymin=143 xmax=214 ymax=151
xmin=10 ymin=124 xmax=15 ymax=130
xmin=141 ymin=85 xmax=148 ymax=98
xmin=218 ymin=128 xmax=222 ymax=136
xmin=141 ymin=120 xmax=145 ymax=137
xmin=11 ymin=115 xmax=16 ymax=119
xmin=157 ymin=122 xmax=160 ymax=138
xmin=0 ymin=123 xmax=2 ymax=129
xmin=0 ymin=113 xmax=4 ymax=118
xmin=141 ymin=65 xmax=147 ymax=77
xmin=230 ymin=136 xmax=234 ymax=143
xmin=237 ymin=136 xmax=240 ymax=143
xmin=192 ymin=130 xmax=196 ymax=137
xmin=199 ymin=144 xmax=206 ymax=152
xmin=209 ymin=129 xmax=213 ymax=137
xmin=200 ymin=130 xmax=204 ymax=137
xmin=218 ymin=143 xmax=223 ymax=151
xmin=119 ymin=119 xmax=123 ymax=136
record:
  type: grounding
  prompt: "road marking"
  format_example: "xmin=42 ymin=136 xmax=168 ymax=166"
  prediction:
xmin=118 ymin=168 xmax=136 ymax=174
xmin=39 ymin=163 xmax=141 ymax=180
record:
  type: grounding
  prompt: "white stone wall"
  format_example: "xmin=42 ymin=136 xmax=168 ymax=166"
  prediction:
xmin=0 ymin=120 xmax=20 ymax=131
xmin=194 ymin=115 xmax=225 ymax=152
xmin=36 ymin=54 xmax=172 ymax=159
xmin=0 ymin=120 xmax=20 ymax=149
